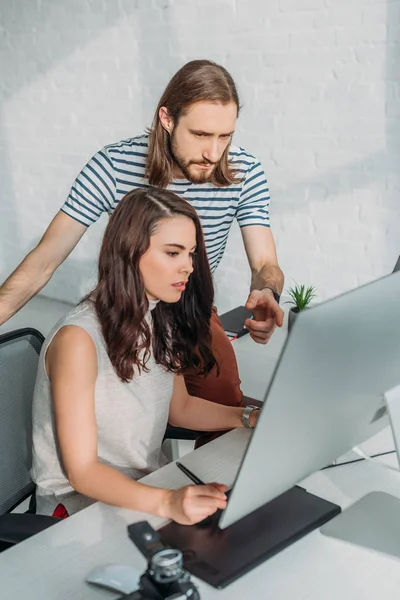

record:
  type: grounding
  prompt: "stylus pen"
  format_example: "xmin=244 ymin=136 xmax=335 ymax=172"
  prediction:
xmin=176 ymin=461 xmax=205 ymax=485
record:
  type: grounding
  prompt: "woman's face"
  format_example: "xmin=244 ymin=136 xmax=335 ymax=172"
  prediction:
xmin=139 ymin=216 xmax=196 ymax=302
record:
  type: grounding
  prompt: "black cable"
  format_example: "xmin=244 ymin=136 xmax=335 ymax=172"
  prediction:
xmin=322 ymin=449 xmax=397 ymax=470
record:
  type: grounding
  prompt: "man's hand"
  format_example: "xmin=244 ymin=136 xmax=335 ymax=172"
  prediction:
xmin=244 ymin=289 xmax=284 ymax=344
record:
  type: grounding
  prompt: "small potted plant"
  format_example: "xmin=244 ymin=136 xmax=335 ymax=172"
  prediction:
xmin=285 ymin=282 xmax=316 ymax=332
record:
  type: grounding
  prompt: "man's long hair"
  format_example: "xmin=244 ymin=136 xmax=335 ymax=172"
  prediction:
xmin=146 ymin=59 xmax=242 ymax=188
xmin=86 ymin=187 xmax=216 ymax=383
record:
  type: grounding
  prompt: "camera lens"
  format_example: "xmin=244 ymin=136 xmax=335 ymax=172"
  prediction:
xmin=150 ymin=548 xmax=183 ymax=583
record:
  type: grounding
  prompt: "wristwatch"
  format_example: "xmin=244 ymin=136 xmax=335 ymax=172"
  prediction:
xmin=241 ymin=405 xmax=260 ymax=429
xmin=259 ymin=286 xmax=281 ymax=304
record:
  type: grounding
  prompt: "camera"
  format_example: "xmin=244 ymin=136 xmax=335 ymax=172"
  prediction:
xmin=126 ymin=521 xmax=200 ymax=600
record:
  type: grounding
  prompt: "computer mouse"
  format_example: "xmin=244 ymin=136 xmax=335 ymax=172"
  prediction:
xmin=85 ymin=563 xmax=140 ymax=595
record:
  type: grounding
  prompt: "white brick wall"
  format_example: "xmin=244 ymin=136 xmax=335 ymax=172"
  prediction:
xmin=1 ymin=0 xmax=399 ymax=315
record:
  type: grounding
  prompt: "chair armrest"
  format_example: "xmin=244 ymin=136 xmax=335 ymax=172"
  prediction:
xmin=242 ymin=396 xmax=263 ymax=409
xmin=0 ymin=513 xmax=60 ymax=545
xmin=163 ymin=424 xmax=199 ymax=441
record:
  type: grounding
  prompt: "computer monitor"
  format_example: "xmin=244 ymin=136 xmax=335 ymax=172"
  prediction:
xmin=220 ymin=270 xmax=400 ymax=529
xmin=160 ymin=271 xmax=400 ymax=588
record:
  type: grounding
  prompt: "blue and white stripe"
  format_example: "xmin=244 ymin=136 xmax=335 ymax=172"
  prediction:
xmin=61 ymin=134 xmax=270 ymax=274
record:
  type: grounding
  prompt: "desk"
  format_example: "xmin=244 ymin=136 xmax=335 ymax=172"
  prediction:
xmin=1 ymin=426 xmax=400 ymax=600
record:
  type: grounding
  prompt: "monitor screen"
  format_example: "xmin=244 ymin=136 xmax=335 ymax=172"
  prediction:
xmin=220 ymin=271 xmax=400 ymax=529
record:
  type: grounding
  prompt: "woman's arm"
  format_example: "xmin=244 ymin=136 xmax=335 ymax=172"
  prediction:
xmin=168 ymin=375 xmax=259 ymax=431
xmin=46 ymin=326 xmax=227 ymax=524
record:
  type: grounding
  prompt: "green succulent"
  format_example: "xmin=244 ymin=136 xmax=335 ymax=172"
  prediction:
xmin=285 ymin=282 xmax=316 ymax=311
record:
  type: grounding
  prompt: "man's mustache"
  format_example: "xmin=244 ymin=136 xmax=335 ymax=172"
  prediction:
xmin=189 ymin=159 xmax=216 ymax=166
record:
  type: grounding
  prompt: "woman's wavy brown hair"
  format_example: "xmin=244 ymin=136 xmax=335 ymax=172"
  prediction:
xmin=146 ymin=59 xmax=242 ymax=188
xmin=86 ymin=187 xmax=216 ymax=383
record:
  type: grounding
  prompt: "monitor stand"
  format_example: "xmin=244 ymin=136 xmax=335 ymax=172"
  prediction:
xmin=321 ymin=385 xmax=400 ymax=557
xmin=321 ymin=490 xmax=400 ymax=558
xmin=159 ymin=485 xmax=340 ymax=589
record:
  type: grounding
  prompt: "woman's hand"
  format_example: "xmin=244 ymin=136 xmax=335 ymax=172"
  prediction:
xmin=160 ymin=483 xmax=228 ymax=525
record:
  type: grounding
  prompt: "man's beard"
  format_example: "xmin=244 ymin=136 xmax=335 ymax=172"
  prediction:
xmin=170 ymin=131 xmax=217 ymax=184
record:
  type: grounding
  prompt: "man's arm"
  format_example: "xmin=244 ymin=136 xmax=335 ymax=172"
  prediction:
xmin=0 ymin=211 xmax=87 ymax=325
xmin=241 ymin=225 xmax=285 ymax=344
xmin=241 ymin=225 xmax=284 ymax=294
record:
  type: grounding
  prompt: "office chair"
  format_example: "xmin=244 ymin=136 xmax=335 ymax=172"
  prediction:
xmin=162 ymin=424 xmax=199 ymax=462
xmin=0 ymin=328 xmax=59 ymax=552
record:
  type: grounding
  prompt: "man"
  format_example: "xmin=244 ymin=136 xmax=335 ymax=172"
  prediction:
xmin=0 ymin=59 xmax=284 ymax=428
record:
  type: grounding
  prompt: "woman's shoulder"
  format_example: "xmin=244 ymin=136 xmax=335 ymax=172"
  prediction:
xmin=64 ymin=300 xmax=97 ymax=323
xmin=46 ymin=321 xmax=98 ymax=383
xmin=44 ymin=302 xmax=100 ymax=359
xmin=51 ymin=322 xmax=95 ymax=348
xmin=47 ymin=301 xmax=100 ymax=337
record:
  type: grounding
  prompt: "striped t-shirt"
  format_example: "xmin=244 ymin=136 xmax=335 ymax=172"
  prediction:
xmin=61 ymin=134 xmax=271 ymax=273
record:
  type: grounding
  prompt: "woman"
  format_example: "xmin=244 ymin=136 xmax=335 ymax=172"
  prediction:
xmin=31 ymin=187 xmax=258 ymax=525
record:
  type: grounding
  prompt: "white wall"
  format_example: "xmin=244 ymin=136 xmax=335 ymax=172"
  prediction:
xmin=1 ymin=0 xmax=399 ymax=314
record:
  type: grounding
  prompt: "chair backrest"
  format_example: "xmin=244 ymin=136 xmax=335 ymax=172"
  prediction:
xmin=0 ymin=328 xmax=44 ymax=514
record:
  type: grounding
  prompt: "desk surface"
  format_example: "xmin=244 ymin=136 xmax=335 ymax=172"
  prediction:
xmin=1 ymin=426 xmax=400 ymax=600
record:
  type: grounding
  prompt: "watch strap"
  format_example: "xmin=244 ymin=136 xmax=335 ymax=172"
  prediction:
xmin=242 ymin=405 xmax=260 ymax=429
